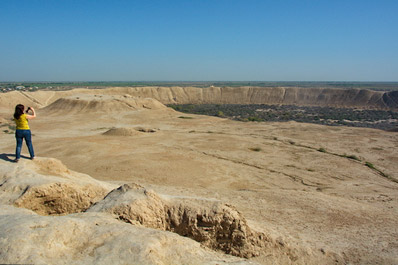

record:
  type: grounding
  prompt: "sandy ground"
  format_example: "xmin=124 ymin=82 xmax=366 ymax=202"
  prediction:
xmin=1 ymin=91 xmax=398 ymax=264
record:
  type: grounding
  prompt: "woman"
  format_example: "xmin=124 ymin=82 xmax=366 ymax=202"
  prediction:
xmin=13 ymin=104 xmax=36 ymax=162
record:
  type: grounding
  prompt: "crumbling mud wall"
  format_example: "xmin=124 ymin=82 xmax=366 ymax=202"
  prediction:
xmin=1 ymin=87 xmax=396 ymax=112
xmin=117 ymin=86 xmax=398 ymax=110
xmin=88 ymin=183 xmax=270 ymax=258
xmin=14 ymin=182 xmax=109 ymax=215
xmin=0 ymin=158 xmax=348 ymax=264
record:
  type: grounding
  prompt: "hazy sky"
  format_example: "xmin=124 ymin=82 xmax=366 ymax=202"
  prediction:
xmin=1 ymin=0 xmax=397 ymax=82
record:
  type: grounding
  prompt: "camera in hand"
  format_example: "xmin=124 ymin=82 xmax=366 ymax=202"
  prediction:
xmin=26 ymin=107 xmax=31 ymax=113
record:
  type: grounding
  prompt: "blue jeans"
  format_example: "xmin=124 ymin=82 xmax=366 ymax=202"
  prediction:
xmin=15 ymin=129 xmax=35 ymax=159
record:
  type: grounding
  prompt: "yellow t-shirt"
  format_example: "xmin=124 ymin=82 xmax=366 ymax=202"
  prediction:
xmin=14 ymin=114 xmax=30 ymax=130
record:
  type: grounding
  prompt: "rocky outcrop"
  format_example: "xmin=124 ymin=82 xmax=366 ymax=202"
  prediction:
xmin=0 ymin=158 xmax=114 ymax=215
xmin=0 ymin=158 xmax=264 ymax=264
xmin=88 ymin=183 xmax=268 ymax=258
xmin=0 ymin=152 xmax=351 ymax=265
xmin=0 ymin=205 xmax=254 ymax=265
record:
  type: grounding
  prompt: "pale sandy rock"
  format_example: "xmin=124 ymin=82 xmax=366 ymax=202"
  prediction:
xmin=0 ymin=157 xmax=115 ymax=215
xmin=86 ymin=184 xmax=347 ymax=264
xmin=0 ymin=159 xmax=260 ymax=264
xmin=88 ymin=183 xmax=269 ymax=258
xmin=0 ymin=205 xmax=258 ymax=265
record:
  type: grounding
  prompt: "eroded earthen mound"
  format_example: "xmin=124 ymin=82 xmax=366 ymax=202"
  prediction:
xmin=0 ymin=158 xmax=263 ymax=264
xmin=41 ymin=94 xmax=166 ymax=114
xmin=0 ymin=206 xmax=252 ymax=265
xmin=110 ymin=86 xmax=398 ymax=109
xmin=102 ymin=127 xmax=156 ymax=136
xmin=103 ymin=127 xmax=141 ymax=136
xmin=0 ymin=158 xmax=115 ymax=215
xmin=88 ymin=183 xmax=268 ymax=258
xmin=14 ymin=182 xmax=108 ymax=215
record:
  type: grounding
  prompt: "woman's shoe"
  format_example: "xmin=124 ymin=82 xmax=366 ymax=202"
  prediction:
xmin=14 ymin=159 xmax=19 ymax=163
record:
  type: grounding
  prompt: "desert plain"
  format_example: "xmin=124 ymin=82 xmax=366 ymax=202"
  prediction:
xmin=0 ymin=86 xmax=397 ymax=264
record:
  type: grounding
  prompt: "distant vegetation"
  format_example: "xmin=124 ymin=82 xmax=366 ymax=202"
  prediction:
xmin=1 ymin=81 xmax=398 ymax=92
xmin=168 ymin=104 xmax=398 ymax=131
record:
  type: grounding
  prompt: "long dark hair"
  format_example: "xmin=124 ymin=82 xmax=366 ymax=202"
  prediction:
xmin=14 ymin=104 xmax=25 ymax=119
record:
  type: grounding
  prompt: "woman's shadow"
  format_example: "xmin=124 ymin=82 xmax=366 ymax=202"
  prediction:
xmin=0 ymin=153 xmax=30 ymax=162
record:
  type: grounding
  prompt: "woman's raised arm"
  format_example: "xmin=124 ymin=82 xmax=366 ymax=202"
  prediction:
xmin=26 ymin=107 xmax=36 ymax=119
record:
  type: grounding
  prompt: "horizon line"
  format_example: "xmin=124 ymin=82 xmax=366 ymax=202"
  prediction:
xmin=1 ymin=80 xmax=398 ymax=83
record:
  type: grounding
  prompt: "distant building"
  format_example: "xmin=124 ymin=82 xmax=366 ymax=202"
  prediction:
xmin=15 ymin=86 xmax=25 ymax=90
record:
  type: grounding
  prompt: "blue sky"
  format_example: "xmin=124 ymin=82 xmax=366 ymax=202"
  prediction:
xmin=0 ymin=0 xmax=397 ymax=81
